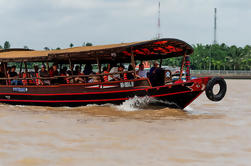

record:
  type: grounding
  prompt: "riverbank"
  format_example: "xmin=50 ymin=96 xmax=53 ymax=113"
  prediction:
xmin=191 ymin=70 xmax=251 ymax=79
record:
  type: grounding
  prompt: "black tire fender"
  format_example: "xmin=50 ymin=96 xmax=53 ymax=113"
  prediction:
xmin=206 ymin=77 xmax=227 ymax=102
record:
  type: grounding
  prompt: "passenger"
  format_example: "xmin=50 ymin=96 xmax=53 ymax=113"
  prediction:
xmin=107 ymin=64 xmax=111 ymax=72
xmin=88 ymin=73 xmax=100 ymax=83
xmin=73 ymin=66 xmax=81 ymax=75
xmin=59 ymin=67 xmax=68 ymax=84
xmin=7 ymin=67 xmax=11 ymax=75
xmin=50 ymin=64 xmax=59 ymax=85
xmin=102 ymin=66 xmax=109 ymax=82
xmin=49 ymin=64 xmax=59 ymax=77
xmin=22 ymin=72 xmax=28 ymax=85
xmin=61 ymin=67 xmax=67 ymax=74
xmin=149 ymin=61 xmax=159 ymax=86
xmin=149 ymin=61 xmax=159 ymax=75
xmin=67 ymin=64 xmax=74 ymax=76
xmin=30 ymin=65 xmax=39 ymax=77
xmin=30 ymin=65 xmax=39 ymax=85
xmin=149 ymin=61 xmax=165 ymax=86
xmin=39 ymin=65 xmax=49 ymax=77
xmin=83 ymin=64 xmax=94 ymax=82
xmin=0 ymin=67 xmax=5 ymax=85
xmin=118 ymin=64 xmax=125 ymax=80
xmin=137 ymin=63 xmax=147 ymax=78
xmin=65 ymin=64 xmax=74 ymax=83
xmin=39 ymin=65 xmax=50 ymax=85
xmin=72 ymin=65 xmax=84 ymax=83
xmin=126 ymin=64 xmax=135 ymax=80
xmin=6 ymin=67 xmax=11 ymax=85
xmin=108 ymin=64 xmax=119 ymax=81
xmin=83 ymin=63 xmax=94 ymax=75
xmin=9 ymin=66 xmax=22 ymax=85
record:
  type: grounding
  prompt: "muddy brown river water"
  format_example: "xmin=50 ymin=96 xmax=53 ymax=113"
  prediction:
xmin=0 ymin=79 xmax=250 ymax=166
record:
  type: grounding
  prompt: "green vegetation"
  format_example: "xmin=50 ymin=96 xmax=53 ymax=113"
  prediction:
xmin=82 ymin=42 xmax=93 ymax=46
xmin=4 ymin=41 xmax=11 ymax=49
xmin=85 ymin=42 xmax=93 ymax=46
xmin=1 ymin=41 xmax=250 ymax=70
xmin=69 ymin=43 xmax=74 ymax=48
xmin=163 ymin=43 xmax=251 ymax=70
xmin=44 ymin=47 xmax=50 ymax=50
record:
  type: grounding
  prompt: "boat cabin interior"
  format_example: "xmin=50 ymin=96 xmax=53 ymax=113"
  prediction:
xmin=0 ymin=38 xmax=194 ymax=88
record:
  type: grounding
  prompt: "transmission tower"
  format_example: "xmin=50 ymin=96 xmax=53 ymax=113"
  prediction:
xmin=157 ymin=1 xmax=161 ymax=39
xmin=210 ymin=8 xmax=217 ymax=71
xmin=213 ymin=8 xmax=217 ymax=44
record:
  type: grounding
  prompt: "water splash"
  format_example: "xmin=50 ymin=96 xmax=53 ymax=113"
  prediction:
xmin=115 ymin=96 xmax=150 ymax=111
xmin=116 ymin=96 xmax=179 ymax=112
xmin=184 ymin=106 xmax=194 ymax=112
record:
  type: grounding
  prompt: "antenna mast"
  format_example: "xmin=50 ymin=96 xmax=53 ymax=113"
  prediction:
xmin=210 ymin=8 xmax=217 ymax=70
xmin=213 ymin=8 xmax=217 ymax=44
xmin=157 ymin=1 xmax=161 ymax=39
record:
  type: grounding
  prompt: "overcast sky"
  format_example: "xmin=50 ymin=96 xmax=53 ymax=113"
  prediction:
xmin=0 ymin=0 xmax=250 ymax=49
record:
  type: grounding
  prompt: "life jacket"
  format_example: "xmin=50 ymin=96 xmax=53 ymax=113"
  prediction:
xmin=124 ymin=73 xmax=128 ymax=80
xmin=27 ymin=72 xmax=36 ymax=85
xmin=66 ymin=77 xmax=70 ymax=84
xmin=36 ymin=73 xmax=40 ymax=85
xmin=49 ymin=69 xmax=54 ymax=77
xmin=29 ymin=76 xmax=34 ymax=85
xmin=22 ymin=73 xmax=28 ymax=85
xmin=29 ymin=73 xmax=38 ymax=85
xmin=103 ymin=71 xmax=109 ymax=82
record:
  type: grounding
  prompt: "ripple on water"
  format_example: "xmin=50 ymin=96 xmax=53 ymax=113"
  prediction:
xmin=0 ymin=94 xmax=219 ymax=121
xmin=14 ymin=158 xmax=49 ymax=166
xmin=1 ymin=80 xmax=250 ymax=166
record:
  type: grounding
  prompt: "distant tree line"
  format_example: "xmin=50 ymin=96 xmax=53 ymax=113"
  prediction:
xmin=163 ymin=43 xmax=251 ymax=70
xmin=1 ymin=41 xmax=250 ymax=70
xmin=0 ymin=41 xmax=93 ymax=51
xmin=0 ymin=41 xmax=11 ymax=49
xmin=44 ymin=42 xmax=93 ymax=50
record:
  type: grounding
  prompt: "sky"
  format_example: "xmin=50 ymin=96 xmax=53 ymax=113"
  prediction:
xmin=0 ymin=0 xmax=250 ymax=50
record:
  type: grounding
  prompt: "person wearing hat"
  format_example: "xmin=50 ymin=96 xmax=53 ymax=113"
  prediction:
xmin=149 ymin=61 xmax=162 ymax=86
xmin=149 ymin=61 xmax=159 ymax=75
xmin=39 ymin=65 xmax=48 ymax=77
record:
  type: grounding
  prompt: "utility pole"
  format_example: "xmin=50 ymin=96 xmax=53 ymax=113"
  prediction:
xmin=213 ymin=8 xmax=217 ymax=44
xmin=157 ymin=1 xmax=161 ymax=39
xmin=210 ymin=8 xmax=217 ymax=71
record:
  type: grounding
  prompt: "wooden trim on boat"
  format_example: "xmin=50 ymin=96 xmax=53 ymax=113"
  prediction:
xmin=0 ymin=78 xmax=150 ymax=88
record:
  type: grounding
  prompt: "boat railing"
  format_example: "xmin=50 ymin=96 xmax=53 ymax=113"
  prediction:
xmin=0 ymin=71 xmax=135 ymax=80
xmin=0 ymin=71 xmax=152 ymax=87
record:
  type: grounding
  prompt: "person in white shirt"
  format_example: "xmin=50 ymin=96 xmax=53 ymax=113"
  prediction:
xmin=137 ymin=63 xmax=147 ymax=78
xmin=109 ymin=64 xmax=125 ymax=81
xmin=108 ymin=64 xmax=119 ymax=81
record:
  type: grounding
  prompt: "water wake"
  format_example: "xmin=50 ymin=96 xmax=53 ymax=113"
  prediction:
xmin=115 ymin=96 xmax=152 ymax=111
xmin=116 ymin=96 xmax=179 ymax=112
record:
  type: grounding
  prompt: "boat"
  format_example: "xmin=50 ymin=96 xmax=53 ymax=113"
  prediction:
xmin=0 ymin=38 xmax=227 ymax=109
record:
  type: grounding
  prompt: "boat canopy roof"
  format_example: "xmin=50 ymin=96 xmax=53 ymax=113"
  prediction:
xmin=0 ymin=38 xmax=193 ymax=63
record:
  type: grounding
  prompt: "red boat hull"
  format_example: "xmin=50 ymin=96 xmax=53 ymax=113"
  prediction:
xmin=0 ymin=77 xmax=210 ymax=109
